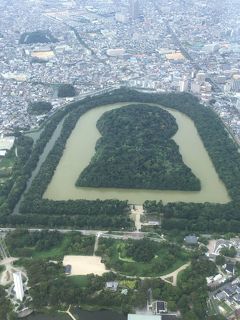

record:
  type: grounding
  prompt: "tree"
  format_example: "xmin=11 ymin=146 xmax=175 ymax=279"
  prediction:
xmin=220 ymin=246 xmax=237 ymax=257
xmin=215 ymin=255 xmax=225 ymax=266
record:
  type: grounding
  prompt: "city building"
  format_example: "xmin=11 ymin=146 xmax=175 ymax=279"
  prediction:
xmin=179 ymin=78 xmax=189 ymax=92
xmin=13 ymin=271 xmax=24 ymax=302
xmin=129 ymin=0 xmax=141 ymax=20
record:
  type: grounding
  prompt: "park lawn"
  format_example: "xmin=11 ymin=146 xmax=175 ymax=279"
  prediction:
xmin=119 ymin=280 xmax=137 ymax=289
xmin=69 ymin=275 xmax=90 ymax=288
xmin=32 ymin=236 xmax=71 ymax=259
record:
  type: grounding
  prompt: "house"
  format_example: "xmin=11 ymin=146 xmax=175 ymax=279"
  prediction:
xmin=224 ymin=263 xmax=235 ymax=275
xmin=215 ymin=291 xmax=227 ymax=301
xmin=184 ymin=235 xmax=198 ymax=245
xmin=105 ymin=281 xmax=119 ymax=291
xmin=152 ymin=301 xmax=167 ymax=314
xmin=64 ymin=265 xmax=71 ymax=275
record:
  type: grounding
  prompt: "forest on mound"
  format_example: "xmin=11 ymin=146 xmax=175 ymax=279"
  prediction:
xmin=77 ymin=104 xmax=200 ymax=191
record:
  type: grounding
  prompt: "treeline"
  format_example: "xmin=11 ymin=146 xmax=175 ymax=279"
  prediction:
xmin=0 ymin=135 xmax=33 ymax=214
xmin=0 ymin=213 xmax=132 ymax=230
xmin=77 ymin=104 xmax=200 ymax=191
xmin=161 ymin=201 xmax=240 ymax=233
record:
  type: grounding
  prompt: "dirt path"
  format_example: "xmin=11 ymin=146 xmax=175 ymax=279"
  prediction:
xmin=130 ymin=205 xmax=144 ymax=231
xmin=160 ymin=262 xmax=190 ymax=286
xmin=93 ymin=232 xmax=101 ymax=256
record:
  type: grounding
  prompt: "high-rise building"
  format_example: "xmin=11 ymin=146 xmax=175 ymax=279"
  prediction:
xmin=13 ymin=271 xmax=24 ymax=301
xmin=236 ymin=99 xmax=240 ymax=112
xmin=179 ymin=77 xmax=189 ymax=92
xmin=196 ymin=71 xmax=206 ymax=83
xmin=129 ymin=0 xmax=141 ymax=20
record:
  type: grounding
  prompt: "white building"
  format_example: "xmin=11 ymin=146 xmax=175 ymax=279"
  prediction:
xmin=13 ymin=271 xmax=24 ymax=301
xmin=179 ymin=79 xmax=189 ymax=92
xmin=236 ymin=99 xmax=240 ymax=112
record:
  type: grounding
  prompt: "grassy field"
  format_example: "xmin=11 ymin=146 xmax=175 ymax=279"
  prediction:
xmin=68 ymin=275 xmax=90 ymax=288
xmin=32 ymin=237 xmax=71 ymax=259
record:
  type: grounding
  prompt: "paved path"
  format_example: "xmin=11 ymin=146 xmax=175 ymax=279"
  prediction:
xmin=93 ymin=232 xmax=101 ymax=256
xmin=160 ymin=262 xmax=191 ymax=286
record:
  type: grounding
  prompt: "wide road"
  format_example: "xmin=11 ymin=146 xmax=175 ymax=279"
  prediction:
xmin=0 ymin=227 xmax=166 ymax=244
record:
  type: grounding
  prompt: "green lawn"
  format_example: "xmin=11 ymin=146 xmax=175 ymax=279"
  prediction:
xmin=69 ymin=275 xmax=90 ymax=288
xmin=32 ymin=237 xmax=70 ymax=259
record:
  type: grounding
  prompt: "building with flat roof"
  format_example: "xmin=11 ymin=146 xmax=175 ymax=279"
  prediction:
xmin=13 ymin=271 xmax=24 ymax=302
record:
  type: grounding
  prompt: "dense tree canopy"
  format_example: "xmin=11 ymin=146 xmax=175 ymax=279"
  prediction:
xmin=28 ymin=101 xmax=52 ymax=115
xmin=77 ymin=104 xmax=200 ymax=191
xmin=19 ymin=30 xmax=58 ymax=44
xmin=57 ymin=84 xmax=76 ymax=98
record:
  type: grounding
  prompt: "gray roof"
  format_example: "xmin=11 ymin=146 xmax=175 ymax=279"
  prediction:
xmin=184 ymin=235 xmax=198 ymax=244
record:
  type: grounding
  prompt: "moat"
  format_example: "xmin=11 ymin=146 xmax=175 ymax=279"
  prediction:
xmin=43 ymin=102 xmax=229 ymax=204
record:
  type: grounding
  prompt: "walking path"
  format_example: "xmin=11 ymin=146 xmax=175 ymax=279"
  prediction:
xmin=130 ymin=205 xmax=144 ymax=231
xmin=93 ymin=232 xmax=101 ymax=256
xmin=160 ymin=262 xmax=190 ymax=286
xmin=59 ymin=305 xmax=77 ymax=320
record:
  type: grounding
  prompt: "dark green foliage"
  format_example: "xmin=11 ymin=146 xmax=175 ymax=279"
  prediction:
xmin=57 ymin=84 xmax=76 ymax=98
xmin=125 ymin=239 xmax=157 ymax=262
xmin=5 ymin=229 xmax=95 ymax=258
xmin=5 ymin=229 xmax=63 ymax=257
xmin=19 ymin=30 xmax=58 ymax=44
xmin=77 ymin=104 xmax=200 ymax=191
xmin=143 ymin=200 xmax=163 ymax=213
xmin=215 ymin=255 xmax=225 ymax=265
xmin=0 ymin=135 xmax=33 ymax=213
xmin=220 ymin=246 xmax=237 ymax=257
xmin=28 ymin=101 xmax=52 ymax=115
xmin=97 ymin=238 xmax=189 ymax=277
xmin=0 ymin=286 xmax=15 ymax=319
xmin=22 ymin=258 xmax=138 ymax=312
xmin=177 ymin=258 xmax=217 ymax=319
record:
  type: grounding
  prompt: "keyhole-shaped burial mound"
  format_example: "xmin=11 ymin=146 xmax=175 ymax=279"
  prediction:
xmin=76 ymin=104 xmax=201 ymax=191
